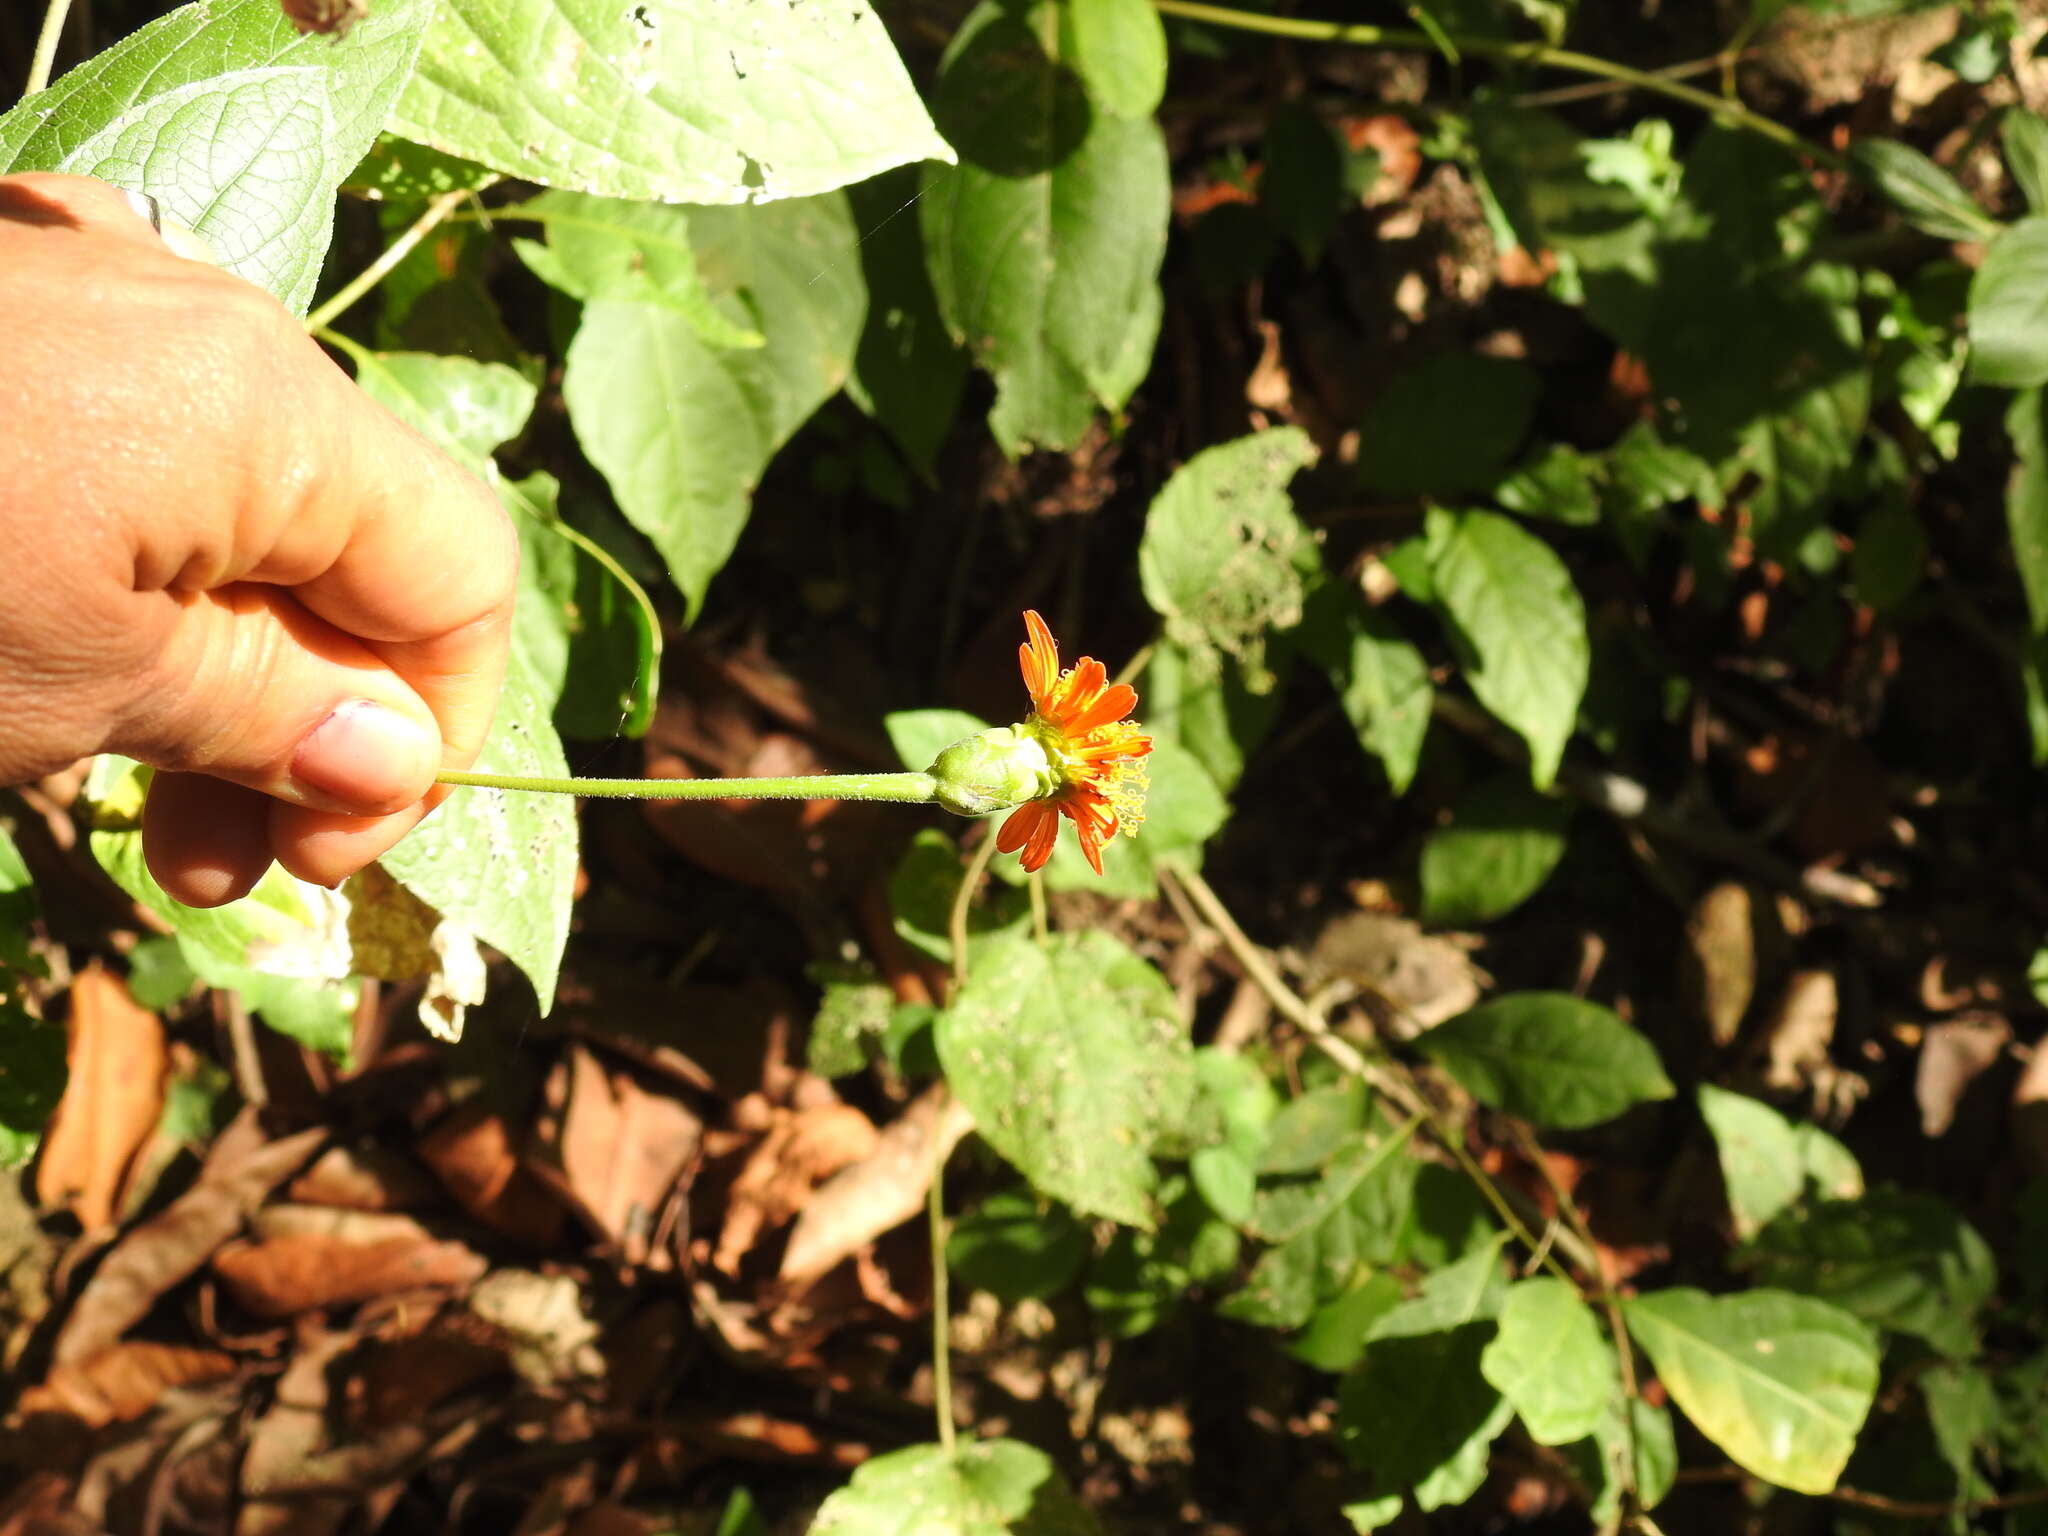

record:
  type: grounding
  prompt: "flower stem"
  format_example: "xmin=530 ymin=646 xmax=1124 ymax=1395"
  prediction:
xmin=928 ymin=1156 xmax=958 ymax=1457
xmin=304 ymin=184 xmax=493 ymax=334
xmin=26 ymin=0 xmax=73 ymax=95
xmin=1151 ymin=0 xmax=1842 ymax=167
xmin=436 ymin=769 xmax=941 ymax=805
xmin=949 ymin=832 xmax=1004 ymax=992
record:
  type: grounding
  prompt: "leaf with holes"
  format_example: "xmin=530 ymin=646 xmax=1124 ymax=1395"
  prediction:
xmin=937 ymin=931 xmax=1194 ymax=1229
xmin=1139 ymin=428 xmax=1321 ymax=693
xmin=394 ymin=0 xmax=950 ymax=204
xmin=379 ymin=646 xmax=578 ymax=1013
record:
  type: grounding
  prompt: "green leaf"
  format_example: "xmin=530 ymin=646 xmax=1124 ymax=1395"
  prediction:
xmin=1336 ymin=1324 xmax=1513 ymax=1496
xmin=1290 ymin=1272 xmax=1405 ymax=1373
xmin=806 ymin=972 xmax=894 ymax=1079
xmin=342 ymin=133 xmax=500 ymax=200
xmin=1563 ymin=1398 xmax=1678 ymax=1526
xmin=85 ymin=759 xmax=350 ymax=977
xmin=1368 ymin=1234 xmax=1510 ymax=1342
xmin=1260 ymin=103 xmax=1344 ymax=264
xmin=1742 ymin=1191 xmax=1996 ymax=1357
xmin=2005 ymin=111 xmax=2048 ymax=215
xmin=1222 ymin=1117 xmax=1418 ymax=1330
xmin=561 ymin=193 xmax=865 ymax=616
xmin=0 ymin=0 xmax=433 ymax=313
xmin=2008 ymin=388 xmax=2048 ymax=637
xmin=506 ymin=472 xmax=660 ymax=739
xmin=1496 ymin=444 xmax=1603 ymax=527
xmin=948 ymin=1188 xmax=1088 ymax=1302
xmin=847 ymin=169 xmax=971 ymax=479
xmin=809 ymin=1439 xmax=1104 ymax=1536
xmin=1138 ymin=427 xmax=1321 ymax=693
xmin=1797 ymin=1124 xmax=1864 ymax=1201
xmin=1418 ymin=774 xmax=1573 ymax=927
xmin=1416 ymin=992 xmax=1673 ymax=1130
xmin=1970 ymin=218 xmax=2048 ymax=387
xmin=1479 ymin=1277 xmax=1616 ymax=1445
xmin=922 ymin=0 xmax=1169 ymax=454
xmin=1256 ymin=1080 xmax=1370 ymax=1176
xmin=1851 ymin=501 xmax=1928 ymax=615
xmin=890 ymin=828 xmax=1029 ymax=965
xmin=1697 ymin=1084 xmax=1806 ymax=1241
xmin=1139 ymin=638 xmax=1287 ymax=793
xmin=1086 ymin=1176 xmax=1239 ymax=1337
xmin=379 ymin=647 xmax=578 ymax=1012
xmin=0 ymin=828 xmax=37 ymax=977
xmin=1424 ymin=509 xmax=1589 ymax=788
xmin=1623 ymin=1287 xmax=1879 ymax=1495
xmin=0 ymin=1000 xmax=66 ymax=1171
xmin=1067 ymin=0 xmax=1169 ymax=119
xmin=1849 ymin=139 xmax=2000 ymax=242
xmin=347 ymin=349 xmax=537 ymax=463
xmin=1359 ymin=356 xmax=1538 ymax=498
xmin=1301 ymin=587 xmax=1433 ymax=795
xmin=123 ymin=937 xmax=195 ymax=1013
xmin=938 ymin=931 xmax=1194 ymax=1228
xmin=393 ymin=0 xmax=951 ymax=205
xmin=886 ymin=710 xmax=995 ymax=774
xmin=510 ymin=191 xmax=764 ymax=347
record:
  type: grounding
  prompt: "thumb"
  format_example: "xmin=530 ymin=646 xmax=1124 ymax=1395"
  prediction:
xmin=117 ymin=583 xmax=445 ymax=815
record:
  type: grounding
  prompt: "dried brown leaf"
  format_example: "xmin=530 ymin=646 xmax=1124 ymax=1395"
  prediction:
xmin=36 ymin=965 xmax=166 ymax=1232
xmin=713 ymin=1101 xmax=879 ymax=1275
xmin=287 ymin=1143 xmax=443 ymax=1212
xmin=212 ymin=1230 xmax=486 ymax=1318
xmin=1683 ymin=883 xmax=1761 ymax=1048
xmin=417 ymin=1102 xmax=563 ymax=1247
xmin=1916 ymin=1017 xmax=2013 ymax=1139
xmin=780 ymin=1085 xmax=974 ymax=1287
xmin=53 ymin=1116 xmax=325 ymax=1365
xmin=542 ymin=1046 xmax=701 ymax=1267
xmin=18 ymin=1341 xmax=236 ymax=1428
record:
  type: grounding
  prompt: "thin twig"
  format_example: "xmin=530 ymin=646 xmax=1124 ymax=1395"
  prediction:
xmin=302 ymin=184 xmax=493 ymax=334
xmin=1162 ymin=860 xmax=1594 ymax=1282
xmin=25 ymin=0 xmax=73 ymax=95
xmin=1430 ymin=694 xmax=1881 ymax=908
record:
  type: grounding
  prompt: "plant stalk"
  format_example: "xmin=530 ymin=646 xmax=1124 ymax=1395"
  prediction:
xmin=437 ymin=769 xmax=941 ymax=805
xmin=304 ymin=184 xmax=491 ymax=334
xmin=25 ymin=0 xmax=74 ymax=96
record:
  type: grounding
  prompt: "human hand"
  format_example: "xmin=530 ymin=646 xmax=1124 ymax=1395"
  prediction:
xmin=0 ymin=174 xmax=518 ymax=909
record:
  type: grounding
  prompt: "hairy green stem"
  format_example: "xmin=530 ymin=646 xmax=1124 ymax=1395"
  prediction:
xmin=949 ymin=831 xmax=1004 ymax=992
xmin=304 ymin=184 xmax=489 ymax=334
xmin=1151 ymin=0 xmax=1842 ymax=167
xmin=25 ymin=0 xmax=73 ymax=96
xmin=437 ymin=769 xmax=941 ymax=804
xmin=929 ymin=1158 xmax=958 ymax=1457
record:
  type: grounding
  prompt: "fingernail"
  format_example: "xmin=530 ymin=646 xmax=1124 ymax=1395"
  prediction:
xmin=292 ymin=700 xmax=436 ymax=812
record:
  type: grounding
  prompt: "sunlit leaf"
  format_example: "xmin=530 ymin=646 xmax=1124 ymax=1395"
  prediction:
xmin=394 ymin=0 xmax=951 ymax=204
xmin=1415 ymin=992 xmax=1673 ymax=1129
xmin=1624 ymin=1287 xmax=1878 ymax=1495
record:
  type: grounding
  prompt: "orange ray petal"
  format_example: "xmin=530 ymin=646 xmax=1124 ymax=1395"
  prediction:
xmin=1064 ymin=682 xmax=1138 ymax=735
xmin=1019 ymin=610 xmax=1059 ymax=706
xmin=996 ymin=801 xmax=1052 ymax=854
xmin=1021 ymin=806 xmax=1062 ymax=870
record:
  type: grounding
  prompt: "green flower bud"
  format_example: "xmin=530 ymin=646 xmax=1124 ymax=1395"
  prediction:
xmin=926 ymin=727 xmax=1060 ymax=817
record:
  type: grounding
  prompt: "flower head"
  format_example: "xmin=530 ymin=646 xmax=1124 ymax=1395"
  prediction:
xmin=993 ymin=610 xmax=1151 ymax=875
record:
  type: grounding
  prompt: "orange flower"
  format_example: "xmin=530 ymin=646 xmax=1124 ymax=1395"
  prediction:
xmin=994 ymin=610 xmax=1152 ymax=876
